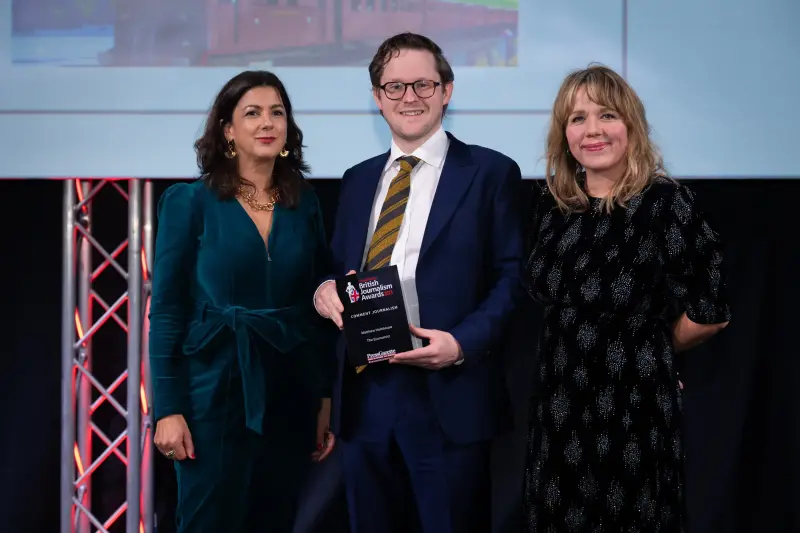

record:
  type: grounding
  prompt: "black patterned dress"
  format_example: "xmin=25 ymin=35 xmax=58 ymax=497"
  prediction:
xmin=522 ymin=177 xmax=731 ymax=532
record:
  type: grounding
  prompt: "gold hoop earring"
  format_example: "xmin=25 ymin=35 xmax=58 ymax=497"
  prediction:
xmin=225 ymin=139 xmax=236 ymax=159
xmin=279 ymin=147 xmax=289 ymax=158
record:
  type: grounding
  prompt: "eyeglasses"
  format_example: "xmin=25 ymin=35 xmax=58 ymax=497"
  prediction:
xmin=378 ymin=80 xmax=442 ymax=100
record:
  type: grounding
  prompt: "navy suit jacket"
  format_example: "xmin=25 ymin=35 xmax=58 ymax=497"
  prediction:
xmin=328 ymin=132 xmax=524 ymax=444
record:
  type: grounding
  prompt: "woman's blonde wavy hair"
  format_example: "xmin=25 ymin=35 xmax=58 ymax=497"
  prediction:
xmin=545 ymin=64 xmax=669 ymax=214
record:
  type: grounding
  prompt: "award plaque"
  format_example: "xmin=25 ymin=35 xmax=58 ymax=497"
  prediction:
xmin=335 ymin=265 xmax=414 ymax=367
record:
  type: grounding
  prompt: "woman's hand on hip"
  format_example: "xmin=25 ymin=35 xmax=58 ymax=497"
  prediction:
xmin=154 ymin=414 xmax=195 ymax=461
xmin=311 ymin=398 xmax=335 ymax=463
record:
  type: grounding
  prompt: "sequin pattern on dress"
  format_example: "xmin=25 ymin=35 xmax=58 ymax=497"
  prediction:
xmin=522 ymin=177 xmax=731 ymax=532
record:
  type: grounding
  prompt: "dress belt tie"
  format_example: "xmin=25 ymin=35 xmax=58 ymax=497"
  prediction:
xmin=182 ymin=302 xmax=309 ymax=435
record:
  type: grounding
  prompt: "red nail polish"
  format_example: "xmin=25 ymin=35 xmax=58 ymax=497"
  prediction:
xmin=190 ymin=453 xmax=195 ymax=459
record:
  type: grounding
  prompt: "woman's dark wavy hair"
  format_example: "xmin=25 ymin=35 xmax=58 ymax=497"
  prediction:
xmin=194 ymin=70 xmax=310 ymax=208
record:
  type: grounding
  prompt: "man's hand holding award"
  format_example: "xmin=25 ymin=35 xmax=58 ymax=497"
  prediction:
xmin=315 ymin=267 xmax=463 ymax=370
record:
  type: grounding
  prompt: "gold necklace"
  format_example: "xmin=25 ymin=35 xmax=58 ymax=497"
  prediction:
xmin=237 ymin=185 xmax=280 ymax=212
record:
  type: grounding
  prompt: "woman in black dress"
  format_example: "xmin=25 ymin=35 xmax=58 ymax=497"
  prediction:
xmin=522 ymin=65 xmax=731 ymax=532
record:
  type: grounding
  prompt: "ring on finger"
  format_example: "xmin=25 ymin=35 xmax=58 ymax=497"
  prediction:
xmin=164 ymin=449 xmax=176 ymax=459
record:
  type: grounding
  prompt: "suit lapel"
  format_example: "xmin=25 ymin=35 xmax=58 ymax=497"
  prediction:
xmin=347 ymin=154 xmax=387 ymax=270
xmin=420 ymin=133 xmax=476 ymax=259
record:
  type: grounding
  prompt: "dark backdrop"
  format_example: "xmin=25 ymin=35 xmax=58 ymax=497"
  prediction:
xmin=1 ymin=178 xmax=798 ymax=533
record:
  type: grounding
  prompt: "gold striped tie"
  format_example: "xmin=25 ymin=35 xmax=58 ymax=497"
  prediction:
xmin=364 ymin=155 xmax=421 ymax=271
xmin=355 ymin=155 xmax=420 ymax=373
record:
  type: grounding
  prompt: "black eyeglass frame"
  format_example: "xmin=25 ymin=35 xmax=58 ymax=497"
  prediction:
xmin=377 ymin=80 xmax=443 ymax=100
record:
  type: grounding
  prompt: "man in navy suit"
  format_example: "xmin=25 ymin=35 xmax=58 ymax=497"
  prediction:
xmin=314 ymin=32 xmax=523 ymax=533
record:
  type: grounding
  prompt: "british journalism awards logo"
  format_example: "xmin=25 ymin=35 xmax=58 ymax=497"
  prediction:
xmin=350 ymin=276 xmax=394 ymax=301
xmin=345 ymin=281 xmax=360 ymax=303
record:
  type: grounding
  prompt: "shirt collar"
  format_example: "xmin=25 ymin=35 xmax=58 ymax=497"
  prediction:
xmin=385 ymin=126 xmax=449 ymax=171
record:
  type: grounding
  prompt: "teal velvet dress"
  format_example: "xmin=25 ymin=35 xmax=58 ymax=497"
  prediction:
xmin=148 ymin=179 xmax=337 ymax=533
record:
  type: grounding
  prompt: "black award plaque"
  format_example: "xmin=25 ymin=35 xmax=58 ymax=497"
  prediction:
xmin=335 ymin=265 xmax=413 ymax=367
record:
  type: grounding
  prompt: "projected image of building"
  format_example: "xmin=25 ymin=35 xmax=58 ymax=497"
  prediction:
xmin=11 ymin=0 xmax=114 ymax=65
xmin=11 ymin=0 xmax=518 ymax=67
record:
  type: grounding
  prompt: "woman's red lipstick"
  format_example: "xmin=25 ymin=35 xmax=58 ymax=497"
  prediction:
xmin=583 ymin=142 xmax=608 ymax=152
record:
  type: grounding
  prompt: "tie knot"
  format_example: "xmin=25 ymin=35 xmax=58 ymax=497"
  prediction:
xmin=397 ymin=155 xmax=421 ymax=172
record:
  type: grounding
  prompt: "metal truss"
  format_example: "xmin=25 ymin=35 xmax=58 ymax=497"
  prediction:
xmin=60 ymin=179 xmax=156 ymax=533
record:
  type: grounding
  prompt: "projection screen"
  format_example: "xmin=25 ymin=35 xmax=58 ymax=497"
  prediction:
xmin=0 ymin=0 xmax=796 ymax=179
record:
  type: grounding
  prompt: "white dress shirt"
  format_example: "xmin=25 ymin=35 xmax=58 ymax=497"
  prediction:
xmin=316 ymin=126 xmax=450 ymax=350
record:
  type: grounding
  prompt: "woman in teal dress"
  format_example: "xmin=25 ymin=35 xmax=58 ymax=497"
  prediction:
xmin=149 ymin=70 xmax=337 ymax=533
